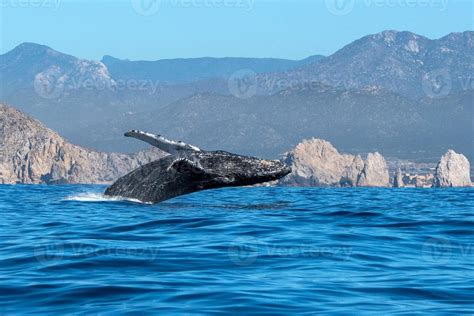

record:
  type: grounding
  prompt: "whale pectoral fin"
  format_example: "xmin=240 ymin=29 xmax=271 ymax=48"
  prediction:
xmin=125 ymin=130 xmax=201 ymax=154
xmin=168 ymin=158 xmax=207 ymax=177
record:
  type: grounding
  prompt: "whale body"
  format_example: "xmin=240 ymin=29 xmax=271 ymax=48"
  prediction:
xmin=104 ymin=131 xmax=291 ymax=204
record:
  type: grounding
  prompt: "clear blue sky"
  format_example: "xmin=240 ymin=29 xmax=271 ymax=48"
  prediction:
xmin=1 ymin=0 xmax=472 ymax=61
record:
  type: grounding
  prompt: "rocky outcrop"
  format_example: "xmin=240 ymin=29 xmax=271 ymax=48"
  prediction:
xmin=393 ymin=168 xmax=404 ymax=188
xmin=0 ymin=103 xmax=165 ymax=184
xmin=432 ymin=150 xmax=471 ymax=187
xmin=357 ymin=153 xmax=390 ymax=187
xmin=279 ymin=138 xmax=390 ymax=187
xmin=340 ymin=155 xmax=365 ymax=187
xmin=280 ymin=139 xmax=356 ymax=187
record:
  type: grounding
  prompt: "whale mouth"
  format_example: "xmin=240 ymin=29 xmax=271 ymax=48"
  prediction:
xmin=267 ymin=166 xmax=292 ymax=181
xmin=281 ymin=165 xmax=292 ymax=176
xmin=249 ymin=161 xmax=292 ymax=184
xmin=267 ymin=164 xmax=291 ymax=179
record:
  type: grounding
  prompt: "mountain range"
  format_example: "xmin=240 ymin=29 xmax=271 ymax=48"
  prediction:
xmin=275 ymin=30 xmax=473 ymax=99
xmin=0 ymin=30 xmax=472 ymax=162
xmin=127 ymin=86 xmax=472 ymax=160
xmin=102 ymin=54 xmax=324 ymax=84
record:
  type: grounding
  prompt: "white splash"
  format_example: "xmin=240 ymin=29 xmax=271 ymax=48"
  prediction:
xmin=63 ymin=192 xmax=151 ymax=204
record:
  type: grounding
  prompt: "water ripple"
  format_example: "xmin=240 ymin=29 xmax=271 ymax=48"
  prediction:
xmin=0 ymin=185 xmax=473 ymax=314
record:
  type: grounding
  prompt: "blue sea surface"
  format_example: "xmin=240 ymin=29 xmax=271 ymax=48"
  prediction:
xmin=0 ymin=185 xmax=473 ymax=314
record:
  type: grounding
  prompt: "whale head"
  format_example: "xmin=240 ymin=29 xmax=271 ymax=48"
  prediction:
xmin=172 ymin=151 xmax=292 ymax=189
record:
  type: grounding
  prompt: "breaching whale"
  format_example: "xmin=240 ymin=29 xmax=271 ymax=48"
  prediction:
xmin=104 ymin=130 xmax=291 ymax=204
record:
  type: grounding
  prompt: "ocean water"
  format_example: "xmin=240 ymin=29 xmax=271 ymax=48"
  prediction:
xmin=0 ymin=185 xmax=473 ymax=314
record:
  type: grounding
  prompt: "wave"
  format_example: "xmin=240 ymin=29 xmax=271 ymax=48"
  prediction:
xmin=63 ymin=192 xmax=151 ymax=204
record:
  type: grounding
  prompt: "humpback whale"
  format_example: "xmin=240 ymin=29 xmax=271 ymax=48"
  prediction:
xmin=105 ymin=130 xmax=291 ymax=204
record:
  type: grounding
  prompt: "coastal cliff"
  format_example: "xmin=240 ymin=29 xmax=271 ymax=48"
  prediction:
xmin=0 ymin=103 xmax=165 ymax=184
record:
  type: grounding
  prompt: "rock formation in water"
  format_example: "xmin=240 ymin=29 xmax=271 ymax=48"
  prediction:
xmin=0 ymin=103 xmax=165 ymax=184
xmin=280 ymin=139 xmax=355 ymax=186
xmin=432 ymin=150 xmax=471 ymax=187
xmin=280 ymin=138 xmax=390 ymax=187
xmin=393 ymin=168 xmax=404 ymax=188
xmin=357 ymin=153 xmax=390 ymax=187
xmin=340 ymin=155 xmax=365 ymax=187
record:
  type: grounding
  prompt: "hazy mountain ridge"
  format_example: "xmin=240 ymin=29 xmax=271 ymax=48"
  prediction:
xmin=0 ymin=43 xmax=115 ymax=99
xmin=288 ymin=30 xmax=474 ymax=99
xmin=0 ymin=30 xmax=472 ymax=162
xmin=0 ymin=42 xmax=324 ymax=99
xmin=123 ymin=86 xmax=471 ymax=161
xmin=0 ymin=42 xmax=325 ymax=150
xmin=102 ymin=54 xmax=325 ymax=84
